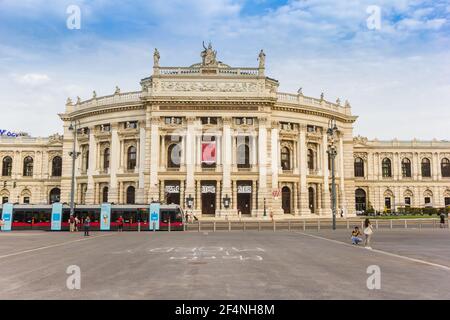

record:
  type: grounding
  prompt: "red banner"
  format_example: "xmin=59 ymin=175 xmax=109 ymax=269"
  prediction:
xmin=201 ymin=142 xmax=216 ymax=164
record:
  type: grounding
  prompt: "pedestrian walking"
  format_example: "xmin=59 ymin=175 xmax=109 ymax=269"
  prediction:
xmin=74 ymin=215 xmax=80 ymax=232
xmin=84 ymin=215 xmax=91 ymax=236
xmin=238 ymin=209 xmax=242 ymax=220
xmin=69 ymin=215 xmax=75 ymax=232
xmin=363 ymin=218 xmax=373 ymax=249
xmin=440 ymin=212 xmax=446 ymax=228
xmin=117 ymin=215 xmax=124 ymax=232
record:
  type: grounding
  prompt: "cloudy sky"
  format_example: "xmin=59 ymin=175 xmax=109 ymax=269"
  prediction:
xmin=0 ymin=0 xmax=449 ymax=140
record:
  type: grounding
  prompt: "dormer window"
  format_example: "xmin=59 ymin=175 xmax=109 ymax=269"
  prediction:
xmin=201 ymin=117 xmax=218 ymax=125
xmin=100 ymin=124 xmax=111 ymax=132
xmin=307 ymin=125 xmax=317 ymax=133
xmin=125 ymin=121 xmax=138 ymax=129
xmin=281 ymin=122 xmax=293 ymax=130
xmin=235 ymin=117 xmax=253 ymax=125
xmin=164 ymin=117 xmax=182 ymax=125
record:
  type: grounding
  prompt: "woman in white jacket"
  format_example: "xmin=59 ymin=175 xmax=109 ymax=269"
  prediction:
xmin=363 ymin=218 xmax=374 ymax=250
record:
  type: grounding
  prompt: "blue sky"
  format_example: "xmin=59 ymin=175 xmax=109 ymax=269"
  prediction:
xmin=0 ymin=0 xmax=449 ymax=139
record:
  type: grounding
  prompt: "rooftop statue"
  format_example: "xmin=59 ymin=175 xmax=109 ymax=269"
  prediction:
xmin=153 ymin=48 xmax=160 ymax=67
xmin=201 ymin=41 xmax=217 ymax=66
xmin=258 ymin=49 xmax=266 ymax=69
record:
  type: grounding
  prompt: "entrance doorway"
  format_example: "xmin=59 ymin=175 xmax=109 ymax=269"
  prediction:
xmin=165 ymin=181 xmax=180 ymax=205
xmin=201 ymin=181 xmax=216 ymax=215
xmin=282 ymin=186 xmax=291 ymax=214
xmin=237 ymin=181 xmax=252 ymax=215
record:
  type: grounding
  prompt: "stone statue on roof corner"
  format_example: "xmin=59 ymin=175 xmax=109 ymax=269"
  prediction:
xmin=201 ymin=41 xmax=217 ymax=66
xmin=258 ymin=49 xmax=265 ymax=69
xmin=153 ymin=48 xmax=160 ymax=67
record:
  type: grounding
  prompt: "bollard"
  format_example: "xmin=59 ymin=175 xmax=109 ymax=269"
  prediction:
xmin=376 ymin=220 xmax=378 ymax=230
xmin=138 ymin=222 xmax=141 ymax=232
xmin=153 ymin=222 xmax=156 ymax=232
xmin=243 ymin=221 xmax=246 ymax=231
xmin=228 ymin=221 xmax=231 ymax=232
xmin=361 ymin=221 xmax=364 ymax=230
xmin=213 ymin=221 xmax=216 ymax=232
xmin=433 ymin=220 xmax=436 ymax=229
xmin=390 ymin=220 xmax=393 ymax=229
xmin=198 ymin=221 xmax=201 ymax=232
xmin=303 ymin=220 xmax=306 ymax=231
xmin=288 ymin=220 xmax=291 ymax=232
xmin=258 ymin=221 xmax=261 ymax=231
xmin=404 ymin=219 xmax=407 ymax=229
xmin=346 ymin=220 xmax=349 ymax=230
xmin=183 ymin=222 xmax=186 ymax=232
xmin=419 ymin=221 xmax=422 ymax=230
xmin=273 ymin=220 xmax=276 ymax=232
xmin=318 ymin=219 xmax=320 ymax=231
xmin=168 ymin=218 xmax=171 ymax=232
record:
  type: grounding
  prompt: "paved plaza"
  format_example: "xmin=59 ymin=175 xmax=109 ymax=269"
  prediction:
xmin=0 ymin=228 xmax=449 ymax=299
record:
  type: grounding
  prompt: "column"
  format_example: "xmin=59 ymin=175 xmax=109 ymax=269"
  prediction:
xmin=85 ymin=128 xmax=97 ymax=204
xmin=137 ymin=124 xmax=146 ymax=203
xmin=252 ymin=180 xmax=257 ymax=216
xmin=221 ymin=117 xmax=233 ymax=215
xmin=108 ymin=124 xmax=119 ymax=203
xmin=298 ymin=125 xmax=309 ymax=215
xmin=367 ymin=153 xmax=373 ymax=180
xmin=196 ymin=180 xmax=201 ymax=212
xmin=271 ymin=121 xmax=282 ymax=214
xmin=322 ymin=133 xmax=331 ymax=216
xmin=215 ymin=180 xmax=221 ymax=217
xmin=148 ymin=116 xmax=160 ymax=201
xmin=293 ymin=183 xmax=298 ymax=215
xmin=232 ymin=180 xmax=237 ymax=210
xmin=185 ymin=117 xmax=196 ymax=202
xmin=257 ymin=118 xmax=268 ymax=216
xmin=160 ymin=134 xmax=166 ymax=170
xmin=338 ymin=135 xmax=346 ymax=214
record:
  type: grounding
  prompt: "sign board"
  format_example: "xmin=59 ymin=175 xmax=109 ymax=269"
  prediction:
xmin=165 ymin=185 xmax=180 ymax=193
xmin=1 ymin=203 xmax=13 ymax=231
xmin=237 ymin=185 xmax=252 ymax=194
xmin=51 ymin=202 xmax=63 ymax=231
xmin=100 ymin=203 xmax=111 ymax=231
xmin=201 ymin=185 xmax=216 ymax=193
xmin=272 ymin=189 xmax=281 ymax=198
xmin=201 ymin=142 xmax=216 ymax=164
xmin=149 ymin=202 xmax=160 ymax=231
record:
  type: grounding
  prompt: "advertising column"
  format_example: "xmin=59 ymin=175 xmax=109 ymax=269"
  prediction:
xmin=51 ymin=202 xmax=63 ymax=231
xmin=149 ymin=202 xmax=160 ymax=231
xmin=1 ymin=203 xmax=13 ymax=231
xmin=100 ymin=203 xmax=112 ymax=231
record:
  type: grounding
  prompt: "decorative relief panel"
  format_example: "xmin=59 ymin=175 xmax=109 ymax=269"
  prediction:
xmin=157 ymin=81 xmax=259 ymax=93
xmin=353 ymin=152 xmax=368 ymax=161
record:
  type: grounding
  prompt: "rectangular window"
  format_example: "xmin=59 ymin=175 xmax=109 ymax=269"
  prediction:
xmin=384 ymin=197 xmax=391 ymax=209
xmin=125 ymin=121 xmax=138 ymax=129
xmin=164 ymin=117 xmax=182 ymax=125
xmin=235 ymin=117 xmax=253 ymax=125
xmin=23 ymin=197 xmax=30 ymax=204
xmin=424 ymin=197 xmax=431 ymax=204
xmin=2 ymin=197 xmax=8 ymax=204
xmin=445 ymin=197 xmax=450 ymax=207
xmin=101 ymin=124 xmax=110 ymax=132
xmin=405 ymin=197 xmax=411 ymax=207
xmin=307 ymin=125 xmax=316 ymax=132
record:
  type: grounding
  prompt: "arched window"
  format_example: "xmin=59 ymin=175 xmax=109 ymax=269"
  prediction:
xmin=354 ymin=157 xmax=364 ymax=177
xmin=401 ymin=158 xmax=411 ymax=178
xmin=308 ymin=187 xmax=315 ymax=213
xmin=442 ymin=158 xmax=450 ymax=178
xmin=307 ymin=149 xmax=314 ymax=170
xmin=51 ymin=156 xmax=62 ymax=177
xmin=126 ymin=186 xmax=135 ymax=204
xmin=281 ymin=147 xmax=291 ymax=170
xmin=382 ymin=158 xmax=391 ymax=177
xmin=127 ymin=146 xmax=137 ymax=170
xmin=23 ymin=156 xmax=33 ymax=177
xmin=102 ymin=186 xmax=109 ymax=203
xmin=2 ymin=156 xmax=12 ymax=176
xmin=237 ymin=144 xmax=250 ymax=168
xmin=49 ymin=188 xmax=61 ymax=204
xmin=355 ymin=188 xmax=367 ymax=211
xmin=103 ymin=148 xmax=110 ymax=171
xmin=421 ymin=158 xmax=431 ymax=177
xmin=167 ymin=144 xmax=181 ymax=168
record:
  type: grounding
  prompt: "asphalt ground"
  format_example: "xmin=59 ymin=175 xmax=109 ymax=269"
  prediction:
xmin=0 ymin=228 xmax=449 ymax=299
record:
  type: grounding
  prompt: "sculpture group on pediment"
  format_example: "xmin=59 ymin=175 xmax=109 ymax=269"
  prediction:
xmin=159 ymin=81 xmax=258 ymax=93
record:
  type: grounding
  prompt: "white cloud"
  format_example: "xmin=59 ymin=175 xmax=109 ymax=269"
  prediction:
xmin=12 ymin=73 xmax=51 ymax=86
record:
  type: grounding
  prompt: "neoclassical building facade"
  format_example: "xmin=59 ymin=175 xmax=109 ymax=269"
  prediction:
xmin=1 ymin=45 xmax=449 ymax=218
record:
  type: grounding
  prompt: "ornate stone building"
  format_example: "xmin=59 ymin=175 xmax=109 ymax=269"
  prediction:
xmin=1 ymin=45 xmax=449 ymax=218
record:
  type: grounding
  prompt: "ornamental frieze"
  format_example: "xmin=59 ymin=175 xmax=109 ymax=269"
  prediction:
xmin=157 ymin=81 xmax=259 ymax=93
xmin=353 ymin=152 xmax=368 ymax=161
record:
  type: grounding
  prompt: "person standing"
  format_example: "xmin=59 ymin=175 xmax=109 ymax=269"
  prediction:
xmin=74 ymin=215 xmax=80 ymax=232
xmin=117 ymin=215 xmax=124 ymax=232
xmin=440 ymin=212 xmax=446 ymax=228
xmin=363 ymin=218 xmax=373 ymax=250
xmin=0 ymin=218 xmax=4 ymax=232
xmin=69 ymin=215 xmax=75 ymax=232
xmin=84 ymin=215 xmax=91 ymax=236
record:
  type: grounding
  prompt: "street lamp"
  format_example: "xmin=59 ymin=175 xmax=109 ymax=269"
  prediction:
xmin=68 ymin=120 xmax=81 ymax=218
xmin=263 ymin=197 xmax=267 ymax=217
xmin=327 ymin=118 xmax=338 ymax=230
xmin=186 ymin=194 xmax=194 ymax=209
xmin=223 ymin=194 xmax=231 ymax=209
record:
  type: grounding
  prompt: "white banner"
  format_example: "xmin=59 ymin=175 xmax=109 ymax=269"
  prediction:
xmin=165 ymin=185 xmax=180 ymax=193
xmin=237 ymin=185 xmax=252 ymax=194
xmin=201 ymin=185 xmax=216 ymax=193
